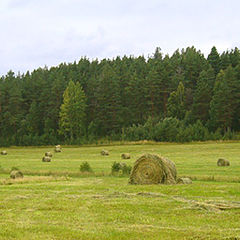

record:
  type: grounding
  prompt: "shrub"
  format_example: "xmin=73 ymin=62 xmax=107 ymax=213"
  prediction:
xmin=111 ymin=162 xmax=132 ymax=176
xmin=80 ymin=161 xmax=93 ymax=173
xmin=121 ymin=164 xmax=132 ymax=175
xmin=153 ymin=117 xmax=180 ymax=142
xmin=111 ymin=162 xmax=121 ymax=173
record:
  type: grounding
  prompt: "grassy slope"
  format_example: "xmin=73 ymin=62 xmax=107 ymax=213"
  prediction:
xmin=0 ymin=142 xmax=240 ymax=240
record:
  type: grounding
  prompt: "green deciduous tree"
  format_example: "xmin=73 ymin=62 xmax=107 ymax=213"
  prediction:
xmin=167 ymin=82 xmax=186 ymax=120
xmin=59 ymin=80 xmax=86 ymax=141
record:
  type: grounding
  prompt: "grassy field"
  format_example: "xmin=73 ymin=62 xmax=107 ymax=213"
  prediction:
xmin=0 ymin=141 xmax=240 ymax=240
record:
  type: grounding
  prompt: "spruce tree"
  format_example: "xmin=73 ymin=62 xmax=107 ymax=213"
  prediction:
xmin=207 ymin=46 xmax=221 ymax=76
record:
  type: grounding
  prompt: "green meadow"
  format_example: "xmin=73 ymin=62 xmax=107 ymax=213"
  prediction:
xmin=0 ymin=141 xmax=240 ymax=240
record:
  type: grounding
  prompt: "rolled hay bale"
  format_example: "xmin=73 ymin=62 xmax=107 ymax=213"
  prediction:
xmin=129 ymin=154 xmax=177 ymax=185
xmin=177 ymin=177 xmax=192 ymax=184
xmin=101 ymin=150 xmax=109 ymax=156
xmin=1 ymin=150 xmax=7 ymax=155
xmin=217 ymin=158 xmax=230 ymax=166
xmin=45 ymin=152 xmax=53 ymax=157
xmin=10 ymin=170 xmax=23 ymax=179
xmin=55 ymin=147 xmax=61 ymax=152
xmin=121 ymin=153 xmax=130 ymax=159
xmin=42 ymin=156 xmax=51 ymax=162
xmin=54 ymin=145 xmax=61 ymax=152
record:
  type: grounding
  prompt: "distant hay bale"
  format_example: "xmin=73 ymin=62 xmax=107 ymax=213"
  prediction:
xmin=177 ymin=177 xmax=192 ymax=184
xmin=1 ymin=150 xmax=7 ymax=155
xmin=42 ymin=156 xmax=51 ymax=162
xmin=54 ymin=145 xmax=61 ymax=152
xmin=101 ymin=150 xmax=109 ymax=156
xmin=10 ymin=170 xmax=23 ymax=179
xmin=217 ymin=158 xmax=230 ymax=166
xmin=45 ymin=152 xmax=53 ymax=157
xmin=55 ymin=148 xmax=61 ymax=152
xmin=121 ymin=153 xmax=130 ymax=159
xmin=129 ymin=154 xmax=177 ymax=185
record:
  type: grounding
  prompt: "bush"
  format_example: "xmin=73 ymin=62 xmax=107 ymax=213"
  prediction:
xmin=121 ymin=164 xmax=132 ymax=175
xmin=111 ymin=162 xmax=132 ymax=176
xmin=111 ymin=162 xmax=121 ymax=173
xmin=80 ymin=161 xmax=93 ymax=173
xmin=153 ymin=117 xmax=180 ymax=142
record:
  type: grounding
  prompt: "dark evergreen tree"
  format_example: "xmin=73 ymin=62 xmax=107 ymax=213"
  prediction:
xmin=207 ymin=46 xmax=221 ymax=75
xmin=95 ymin=63 xmax=121 ymax=135
xmin=192 ymin=69 xmax=213 ymax=123
xmin=0 ymin=46 xmax=240 ymax=145
xmin=209 ymin=70 xmax=232 ymax=131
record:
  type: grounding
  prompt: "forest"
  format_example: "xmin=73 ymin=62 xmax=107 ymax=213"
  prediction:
xmin=0 ymin=46 xmax=240 ymax=146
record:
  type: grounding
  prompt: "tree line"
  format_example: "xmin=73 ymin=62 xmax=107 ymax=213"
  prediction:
xmin=0 ymin=46 xmax=240 ymax=146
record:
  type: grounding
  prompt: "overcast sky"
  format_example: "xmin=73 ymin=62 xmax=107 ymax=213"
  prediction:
xmin=0 ymin=0 xmax=239 ymax=76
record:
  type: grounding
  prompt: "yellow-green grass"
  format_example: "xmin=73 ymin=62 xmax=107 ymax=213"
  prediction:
xmin=0 ymin=142 xmax=240 ymax=239
xmin=1 ymin=142 xmax=240 ymax=181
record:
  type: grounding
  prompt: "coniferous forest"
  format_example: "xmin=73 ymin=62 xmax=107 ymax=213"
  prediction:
xmin=0 ymin=46 xmax=240 ymax=146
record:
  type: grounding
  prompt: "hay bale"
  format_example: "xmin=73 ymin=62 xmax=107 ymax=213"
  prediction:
xmin=42 ymin=156 xmax=51 ymax=162
xmin=1 ymin=150 xmax=7 ymax=155
xmin=177 ymin=177 xmax=192 ymax=184
xmin=217 ymin=158 xmax=230 ymax=166
xmin=121 ymin=153 xmax=130 ymax=159
xmin=45 ymin=152 xmax=53 ymax=157
xmin=101 ymin=150 xmax=109 ymax=156
xmin=55 ymin=148 xmax=61 ymax=152
xmin=129 ymin=154 xmax=177 ymax=185
xmin=54 ymin=145 xmax=61 ymax=152
xmin=10 ymin=170 xmax=23 ymax=179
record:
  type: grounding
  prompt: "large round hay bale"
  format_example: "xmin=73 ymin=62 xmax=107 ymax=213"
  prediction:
xmin=129 ymin=154 xmax=177 ymax=185
xmin=42 ymin=156 xmax=51 ymax=162
xmin=45 ymin=152 xmax=53 ymax=157
xmin=1 ymin=150 xmax=7 ymax=155
xmin=121 ymin=153 xmax=130 ymax=159
xmin=10 ymin=170 xmax=23 ymax=179
xmin=101 ymin=150 xmax=109 ymax=156
xmin=177 ymin=177 xmax=192 ymax=184
xmin=217 ymin=158 xmax=230 ymax=166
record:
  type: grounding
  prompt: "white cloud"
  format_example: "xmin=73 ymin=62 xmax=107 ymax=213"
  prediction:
xmin=0 ymin=0 xmax=240 ymax=75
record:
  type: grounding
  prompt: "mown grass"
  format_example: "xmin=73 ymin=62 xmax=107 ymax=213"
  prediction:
xmin=0 ymin=141 xmax=240 ymax=240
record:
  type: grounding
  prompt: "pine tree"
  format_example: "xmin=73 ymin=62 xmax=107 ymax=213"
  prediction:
xmin=229 ymin=47 xmax=240 ymax=67
xmin=209 ymin=70 xmax=232 ymax=131
xmin=192 ymin=68 xmax=215 ymax=123
xmin=225 ymin=65 xmax=240 ymax=130
xmin=95 ymin=63 xmax=121 ymax=135
xmin=181 ymin=47 xmax=207 ymax=89
xmin=220 ymin=51 xmax=231 ymax=70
